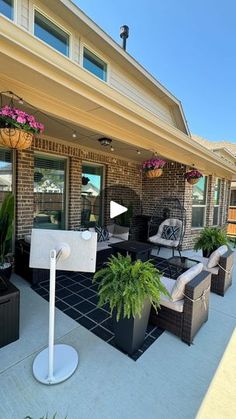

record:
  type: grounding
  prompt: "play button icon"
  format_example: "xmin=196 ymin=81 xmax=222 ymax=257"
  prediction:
xmin=110 ymin=201 xmax=127 ymax=219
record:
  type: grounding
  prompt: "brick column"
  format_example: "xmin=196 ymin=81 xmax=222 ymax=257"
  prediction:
xmin=15 ymin=149 xmax=34 ymax=239
xmin=68 ymin=156 xmax=82 ymax=229
xmin=205 ymin=175 xmax=215 ymax=226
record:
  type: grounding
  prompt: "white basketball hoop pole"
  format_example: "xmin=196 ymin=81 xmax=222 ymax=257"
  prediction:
xmin=30 ymin=229 xmax=96 ymax=385
xmin=33 ymin=245 xmax=78 ymax=385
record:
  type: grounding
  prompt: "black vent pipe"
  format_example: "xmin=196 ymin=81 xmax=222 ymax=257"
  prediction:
xmin=120 ymin=25 xmax=129 ymax=51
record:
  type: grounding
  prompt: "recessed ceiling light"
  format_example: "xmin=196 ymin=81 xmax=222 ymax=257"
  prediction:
xmin=72 ymin=131 xmax=77 ymax=138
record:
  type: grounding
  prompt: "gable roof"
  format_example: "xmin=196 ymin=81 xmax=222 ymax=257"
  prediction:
xmin=55 ymin=0 xmax=190 ymax=134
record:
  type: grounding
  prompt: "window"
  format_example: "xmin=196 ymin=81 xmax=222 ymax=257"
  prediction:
xmin=213 ymin=178 xmax=221 ymax=225
xmin=0 ymin=0 xmax=13 ymax=20
xmin=34 ymin=155 xmax=67 ymax=229
xmin=192 ymin=176 xmax=207 ymax=228
xmin=83 ymin=47 xmax=107 ymax=81
xmin=0 ymin=148 xmax=12 ymax=207
xmin=34 ymin=11 xmax=69 ymax=56
xmin=230 ymin=189 xmax=236 ymax=206
xmin=81 ymin=163 xmax=104 ymax=226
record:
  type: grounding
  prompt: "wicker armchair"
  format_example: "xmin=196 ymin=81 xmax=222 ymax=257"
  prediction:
xmin=191 ymin=248 xmax=234 ymax=296
xmin=150 ymin=270 xmax=211 ymax=345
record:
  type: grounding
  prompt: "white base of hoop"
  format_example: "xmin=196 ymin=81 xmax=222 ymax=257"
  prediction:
xmin=33 ymin=344 xmax=79 ymax=385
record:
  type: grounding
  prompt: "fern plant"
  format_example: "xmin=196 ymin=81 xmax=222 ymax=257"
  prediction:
xmin=194 ymin=227 xmax=228 ymax=256
xmin=93 ymin=254 xmax=169 ymax=321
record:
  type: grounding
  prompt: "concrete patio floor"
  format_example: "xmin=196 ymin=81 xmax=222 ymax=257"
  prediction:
xmin=0 ymin=248 xmax=236 ymax=419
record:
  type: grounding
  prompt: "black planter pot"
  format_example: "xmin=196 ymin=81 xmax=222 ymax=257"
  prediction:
xmin=112 ymin=300 xmax=151 ymax=355
xmin=202 ymin=247 xmax=218 ymax=258
xmin=0 ymin=263 xmax=12 ymax=291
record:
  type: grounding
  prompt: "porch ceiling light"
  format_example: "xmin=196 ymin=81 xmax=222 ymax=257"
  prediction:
xmin=98 ymin=137 xmax=112 ymax=147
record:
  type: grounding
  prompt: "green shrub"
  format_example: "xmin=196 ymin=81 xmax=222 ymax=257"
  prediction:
xmin=194 ymin=227 xmax=229 ymax=255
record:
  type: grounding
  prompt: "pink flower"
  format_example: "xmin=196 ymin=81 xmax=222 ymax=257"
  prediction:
xmin=16 ymin=116 xmax=26 ymax=124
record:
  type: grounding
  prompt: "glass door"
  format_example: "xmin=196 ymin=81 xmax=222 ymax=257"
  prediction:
xmin=81 ymin=163 xmax=104 ymax=226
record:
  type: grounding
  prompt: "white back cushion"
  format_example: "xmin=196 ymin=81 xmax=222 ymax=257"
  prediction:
xmin=171 ymin=263 xmax=203 ymax=302
xmin=157 ymin=218 xmax=182 ymax=238
xmin=207 ymin=245 xmax=228 ymax=269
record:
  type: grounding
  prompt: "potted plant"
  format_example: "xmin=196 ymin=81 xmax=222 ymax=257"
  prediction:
xmin=0 ymin=192 xmax=14 ymax=289
xmin=0 ymin=105 xmax=44 ymax=150
xmin=93 ymin=254 xmax=169 ymax=355
xmin=142 ymin=157 xmax=166 ymax=178
xmin=194 ymin=227 xmax=229 ymax=257
xmin=184 ymin=169 xmax=203 ymax=185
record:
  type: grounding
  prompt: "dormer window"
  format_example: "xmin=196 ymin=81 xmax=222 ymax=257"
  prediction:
xmin=0 ymin=0 xmax=14 ymax=20
xmin=34 ymin=11 xmax=69 ymax=57
xmin=83 ymin=47 xmax=107 ymax=81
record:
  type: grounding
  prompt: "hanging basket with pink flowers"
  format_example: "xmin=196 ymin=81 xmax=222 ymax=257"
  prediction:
xmin=0 ymin=105 xmax=44 ymax=150
xmin=184 ymin=169 xmax=203 ymax=185
xmin=142 ymin=158 xmax=166 ymax=179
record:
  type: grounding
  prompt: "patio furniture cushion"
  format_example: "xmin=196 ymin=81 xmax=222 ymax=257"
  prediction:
xmin=188 ymin=255 xmax=219 ymax=275
xmin=107 ymin=224 xmax=129 ymax=241
xmin=161 ymin=225 xmax=180 ymax=241
xmin=97 ymin=237 xmax=123 ymax=251
xmin=207 ymin=245 xmax=228 ymax=269
xmin=160 ymin=276 xmax=184 ymax=312
xmin=171 ymin=262 xmax=203 ymax=302
xmin=148 ymin=218 xmax=182 ymax=248
xmin=95 ymin=226 xmax=109 ymax=242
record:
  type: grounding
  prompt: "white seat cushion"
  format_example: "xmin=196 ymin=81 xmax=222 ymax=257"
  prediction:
xmin=171 ymin=263 xmax=203 ymax=302
xmin=159 ymin=276 xmax=184 ymax=313
xmin=186 ymin=255 xmax=219 ymax=275
xmin=207 ymin=245 xmax=228 ymax=269
xmin=148 ymin=236 xmax=179 ymax=247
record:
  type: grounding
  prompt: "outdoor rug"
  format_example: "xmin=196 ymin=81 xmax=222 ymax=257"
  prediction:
xmin=32 ymin=257 xmax=173 ymax=361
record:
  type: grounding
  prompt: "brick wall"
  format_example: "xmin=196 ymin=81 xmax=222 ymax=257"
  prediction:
xmin=14 ymin=137 xmax=230 ymax=249
xmin=15 ymin=137 xmax=141 ymax=239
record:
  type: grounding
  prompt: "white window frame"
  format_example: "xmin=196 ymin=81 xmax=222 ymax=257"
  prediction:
xmin=81 ymin=42 xmax=109 ymax=83
xmin=32 ymin=6 xmax=72 ymax=59
xmin=213 ymin=178 xmax=221 ymax=226
xmin=0 ymin=0 xmax=16 ymax=22
xmin=191 ymin=176 xmax=208 ymax=229
xmin=33 ymin=152 xmax=69 ymax=230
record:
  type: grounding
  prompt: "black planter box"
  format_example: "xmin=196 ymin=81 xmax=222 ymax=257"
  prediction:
xmin=113 ymin=300 xmax=151 ymax=355
xmin=0 ymin=283 xmax=20 ymax=348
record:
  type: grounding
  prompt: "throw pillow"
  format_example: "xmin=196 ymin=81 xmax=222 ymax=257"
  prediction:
xmin=171 ymin=263 xmax=203 ymax=302
xmin=95 ymin=226 xmax=109 ymax=242
xmin=207 ymin=245 xmax=228 ymax=269
xmin=161 ymin=225 xmax=180 ymax=241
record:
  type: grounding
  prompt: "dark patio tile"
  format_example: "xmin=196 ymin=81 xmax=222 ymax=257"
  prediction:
xmin=43 ymin=294 xmax=49 ymax=301
xmin=88 ymin=294 xmax=99 ymax=306
xmin=64 ymin=307 xmax=81 ymax=320
xmin=146 ymin=323 xmax=157 ymax=335
xmin=150 ymin=327 xmax=165 ymax=339
xmin=63 ymin=294 xmax=84 ymax=306
xmin=67 ymin=283 xmax=85 ymax=293
xmin=55 ymin=300 xmax=70 ymax=311
xmin=56 ymin=288 xmax=72 ymax=299
xmin=79 ymin=288 xmax=96 ymax=299
xmin=91 ymin=325 xmax=113 ymax=342
xmin=88 ymin=308 xmax=109 ymax=323
xmin=79 ymin=278 xmax=93 ymax=288
xmin=74 ymin=300 xmax=96 ymax=314
xmin=59 ymin=278 xmax=76 ymax=287
xmin=100 ymin=317 xmax=113 ymax=332
xmin=77 ymin=316 xmax=97 ymax=330
xmin=139 ymin=336 xmax=156 ymax=352
xmin=129 ymin=350 xmax=143 ymax=361
xmin=35 ymin=287 xmax=48 ymax=297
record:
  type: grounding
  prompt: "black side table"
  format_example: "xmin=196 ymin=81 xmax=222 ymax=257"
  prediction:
xmin=0 ymin=283 xmax=20 ymax=348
